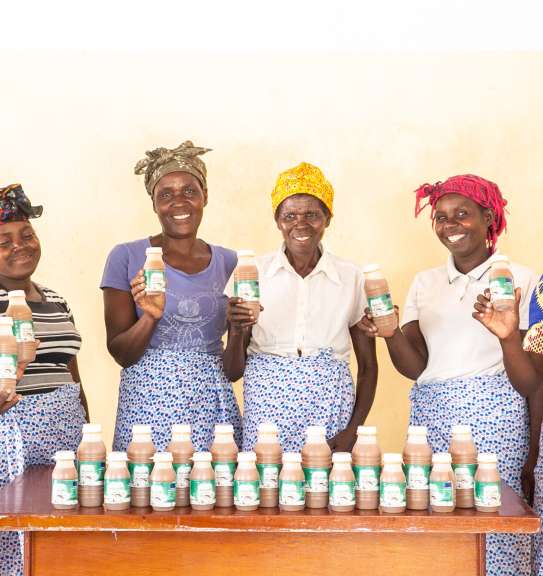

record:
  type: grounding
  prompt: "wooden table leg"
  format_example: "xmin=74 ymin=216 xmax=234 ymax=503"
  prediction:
xmin=23 ymin=532 xmax=32 ymax=576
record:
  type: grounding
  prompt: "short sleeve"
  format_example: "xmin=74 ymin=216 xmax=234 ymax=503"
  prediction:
xmin=518 ymin=269 xmax=539 ymax=331
xmin=401 ymin=274 xmax=420 ymax=326
xmin=100 ymin=244 xmax=131 ymax=292
xmin=523 ymin=276 xmax=543 ymax=354
xmin=348 ymin=268 xmax=367 ymax=327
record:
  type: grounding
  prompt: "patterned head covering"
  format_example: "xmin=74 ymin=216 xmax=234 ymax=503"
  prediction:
xmin=414 ymin=174 xmax=507 ymax=254
xmin=0 ymin=184 xmax=43 ymax=224
xmin=271 ymin=162 xmax=334 ymax=216
xmin=134 ymin=141 xmax=212 ymax=196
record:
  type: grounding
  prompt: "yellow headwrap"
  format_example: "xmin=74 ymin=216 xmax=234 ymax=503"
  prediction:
xmin=271 ymin=162 xmax=334 ymax=216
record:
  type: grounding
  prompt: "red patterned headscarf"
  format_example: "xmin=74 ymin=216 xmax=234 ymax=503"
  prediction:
xmin=414 ymin=174 xmax=507 ymax=254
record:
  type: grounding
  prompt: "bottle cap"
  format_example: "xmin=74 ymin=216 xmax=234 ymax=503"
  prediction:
xmin=332 ymin=452 xmax=352 ymax=464
xmin=432 ymin=452 xmax=452 ymax=464
xmin=7 ymin=290 xmax=26 ymax=298
xmin=82 ymin=423 xmax=102 ymax=434
xmin=171 ymin=424 xmax=191 ymax=435
xmin=54 ymin=450 xmax=75 ymax=461
xmin=214 ymin=423 xmax=234 ymax=435
xmin=236 ymin=249 xmax=255 ymax=258
xmin=145 ymin=247 xmax=163 ymax=255
xmin=282 ymin=452 xmax=302 ymax=464
xmin=153 ymin=452 xmax=173 ymax=463
xmin=357 ymin=425 xmax=377 ymax=435
xmin=257 ymin=422 xmax=278 ymax=434
xmin=407 ymin=425 xmax=428 ymax=436
xmin=192 ymin=451 xmax=212 ymax=463
xmin=0 ymin=317 xmax=14 ymax=326
xmin=132 ymin=424 xmax=152 ymax=435
xmin=237 ymin=451 xmax=257 ymax=463
xmin=362 ymin=264 xmax=381 ymax=274
xmin=305 ymin=425 xmax=326 ymax=437
xmin=451 ymin=424 xmax=472 ymax=435
xmin=382 ymin=453 xmax=403 ymax=464
xmin=107 ymin=451 xmax=128 ymax=462
xmin=478 ymin=453 xmax=498 ymax=464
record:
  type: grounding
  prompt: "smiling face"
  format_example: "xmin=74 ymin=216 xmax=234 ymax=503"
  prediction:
xmin=275 ymin=194 xmax=331 ymax=257
xmin=0 ymin=221 xmax=41 ymax=282
xmin=434 ymin=193 xmax=493 ymax=260
xmin=152 ymin=171 xmax=207 ymax=239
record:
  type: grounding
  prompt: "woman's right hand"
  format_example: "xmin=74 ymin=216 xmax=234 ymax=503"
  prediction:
xmin=0 ymin=388 xmax=21 ymax=415
xmin=130 ymin=270 xmax=165 ymax=320
xmin=357 ymin=306 xmax=400 ymax=338
xmin=472 ymin=288 xmax=520 ymax=340
xmin=227 ymin=297 xmax=259 ymax=333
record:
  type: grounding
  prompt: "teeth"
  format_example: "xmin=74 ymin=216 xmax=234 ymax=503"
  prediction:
xmin=294 ymin=236 xmax=310 ymax=241
xmin=173 ymin=214 xmax=190 ymax=220
xmin=448 ymin=234 xmax=466 ymax=243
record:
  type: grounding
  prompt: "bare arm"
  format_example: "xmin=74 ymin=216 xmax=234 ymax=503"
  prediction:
xmin=222 ymin=298 xmax=255 ymax=381
xmin=68 ymin=357 xmax=89 ymax=422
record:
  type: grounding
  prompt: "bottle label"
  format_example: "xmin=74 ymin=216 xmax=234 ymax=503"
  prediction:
xmin=256 ymin=463 xmax=281 ymax=489
xmin=368 ymin=293 xmax=394 ymax=317
xmin=144 ymin=269 xmax=166 ymax=293
xmin=329 ymin=480 xmax=356 ymax=506
xmin=173 ymin=463 xmax=192 ymax=489
xmin=475 ymin=481 xmax=501 ymax=508
xmin=490 ymin=276 xmax=514 ymax=301
xmin=78 ymin=460 xmax=105 ymax=486
xmin=0 ymin=354 xmax=17 ymax=380
xmin=104 ymin=478 xmax=130 ymax=504
xmin=353 ymin=465 xmax=380 ymax=492
xmin=150 ymin=480 xmax=177 ymax=507
xmin=128 ymin=462 xmax=153 ymax=488
xmin=303 ymin=467 xmax=330 ymax=493
xmin=190 ymin=479 xmax=216 ymax=506
xmin=12 ymin=319 xmax=35 ymax=343
xmin=279 ymin=480 xmax=305 ymax=506
xmin=234 ymin=480 xmax=260 ymax=507
xmin=379 ymin=481 xmax=406 ymax=508
xmin=52 ymin=478 xmax=78 ymax=506
xmin=234 ymin=279 xmax=260 ymax=301
xmin=404 ymin=464 xmax=431 ymax=490
xmin=452 ymin=463 xmax=477 ymax=489
xmin=213 ymin=461 xmax=236 ymax=487
xmin=430 ymin=480 xmax=454 ymax=506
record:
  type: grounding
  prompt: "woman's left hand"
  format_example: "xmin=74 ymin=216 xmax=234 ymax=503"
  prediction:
xmin=521 ymin=457 xmax=536 ymax=506
xmin=472 ymin=288 xmax=521 ymax=340
xmin=0 ymin=388 xmax=21 ymax=414
xmin=327 ymin=427 xmax=357 ymax=452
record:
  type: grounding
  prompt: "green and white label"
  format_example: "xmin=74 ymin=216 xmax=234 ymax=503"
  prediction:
xmin=150 ymin=480 xmax=176 ymax=507
xmin=279 ymin=479 xmax=305 ymax=506
xmin=404 ymin=464 xmax=431 ymax=490
xmin=213 ymin=461 xmax=236 ymax=487
xmin=234 ymin=279 xmax=260 ymax=301
xmin=234 ymin=480 xmax=260 ymax=507
xmin=430 ymin=480 xmax=454 ymax=506
xmin=353 ymin=465 xmax=380 ymax=492
xmin=475 ymin=481 xmax=501 ymax=508
xmin=144 ymin=269 xmax=166 ymax=293
xmin=52 ymin=478 xmax=78 ymax=506
xmin=329 ymin=480 xmax=356 ymax=507
xmin=190 ymin=479 xmax=216 ymax=506
xmin=368 ymin=293 xmax=394 ymax=317
xmin=173 ymin=463 xmax=192 ymax=489
xmin=12 ymin=319 xmax=35 ymax=343
xmin=379 ymin=481 xmax=406 ymax=508
xmin=490 ymin=276 xmax=514 ymax=300
xmin=104 ymin=478 xmax=130 ymax=504
xmin=78 ymin=460 xmax=105 ymax=486
xmin=0 ymin=353 xmax=17 ymax=380
xmin=303 ymin=467 xmax=330 ymax=493
xmin=452 ymin=463 xmax=477 ymax=490
xmin=128 ymin=462 xmax=153 ymax=488
xmin=256 ymin=463 xmax=281 ymax=489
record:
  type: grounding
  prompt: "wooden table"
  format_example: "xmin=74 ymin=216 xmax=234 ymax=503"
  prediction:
xmin=0 ymin=466 xmax=539 ymax=576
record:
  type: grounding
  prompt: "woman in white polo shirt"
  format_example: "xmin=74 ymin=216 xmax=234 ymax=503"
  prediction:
xmin=359 ymin=174 xmax=537 ymax=576
xmin=223 ymin=162 xmax=378 ymax=452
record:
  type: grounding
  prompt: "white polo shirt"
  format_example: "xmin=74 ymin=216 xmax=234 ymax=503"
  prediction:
xmin=401 ymin=253 xmax=538 ymax=384
xmin=247 ymin=245 xmax=366 ymax=361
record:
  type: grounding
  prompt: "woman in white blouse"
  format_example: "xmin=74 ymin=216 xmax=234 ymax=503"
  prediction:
xmin=359 ymin=174 xmax=537 ymax=576
xmin=223 ymin=162 xmax=377 ymax=452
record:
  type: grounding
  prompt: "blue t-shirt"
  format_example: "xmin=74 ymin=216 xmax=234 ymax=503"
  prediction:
xmin=100 ymin=238 xmax=237 ymax=354
xmin=524 ymin=275 xmax=543 ymax=355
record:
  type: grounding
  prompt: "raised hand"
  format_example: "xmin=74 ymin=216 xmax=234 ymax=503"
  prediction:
xmin=130 ymin=270 xmax=165 ymax=320
xmin=227 ymin=297 xmax=261 ymax=334
xmin=472 ymin=287 xmax=521 ymax=340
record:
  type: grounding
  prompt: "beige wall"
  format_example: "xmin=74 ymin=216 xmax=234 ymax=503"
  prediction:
xmin=2 ymin=50 xmax=542 ymax=451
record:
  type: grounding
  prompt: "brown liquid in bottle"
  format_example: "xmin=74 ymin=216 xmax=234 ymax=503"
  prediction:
xmin=104 ymin=452 xmax=131 ymax=511
xmin=234 ymin=452 xmax=260 ymax=511
xmin=363 ymin=265 xmax=398 ymax=338
xmin=430 ymin=453 xmax=455 ymax=513
xmin=144 ymin=247 xmax=166 ymax=295
xmin=352 ymin=426 xmax=381 ymax=510
xmin=77 ymin=423 xmax=106 ymax=507
xmin=279 ymin=453 xmax=305 ymax=511
xmin=127 ymin=424 xmax=155 ymax=507
xmin=380 ymin=453 xmax=406 ymax=513
xmin=167 ymin=424 xmax=194 ymax=507
xmin=449 ymin=425 xmax=478 ymax=509
xmin=301 ymin=426 xmax=331 ymax=509
xmin=489 ymin=256 xmax=515 ymax=312
xmin=211 ymin=424 xmax=238 ymax=508
xmin=475 ymin=453 xmax=501 ymax=512
xmin=403 ymin=426 xmax=432 ymax=510
xmin=234 ymin=251 xmax=260 ymax=319
xmin=0 ymin=317 xmax=17 ymax=393
xmin=6 ymin=290 xmax=36 ymax=364
xmin=150 ymin=452 xmax=177 ymax=512
xmin=51 ymin=451 xmax=78 ymax=510
xmin=190 ymin=452 xmax=216 ymax=510
xmin=329 ymin=452 xmax=356 ymax=512
xmin=254 ymin=423 xmax=282 ymax=508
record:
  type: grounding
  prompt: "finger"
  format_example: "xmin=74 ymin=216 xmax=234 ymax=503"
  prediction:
xmin=515 ymin=287 xmax=522 ymax=304
xmin=473 ymin=302 xmax=489 ymax=314
xmin=476 ymin=293 xmax=491 ymax=305
xmin=229 ymin=297 xmax=244 ymax=304
xmin=0 ymin=395 xmax=21 ymax=414
xmin=472 ymin=311 xmax=486 ymax=323
xmin=484 ymin=288 xmax=491 ymax=299
xmin=130 ymin=272 xmax=145 ymax=288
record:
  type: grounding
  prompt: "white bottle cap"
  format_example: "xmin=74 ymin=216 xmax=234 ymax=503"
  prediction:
xmin=237 ymin=249 xmax=255 ymax=258
xmin=171 ymin=424 xmax=191 ymax=435
xmin=306 ymin=425 xmax=326 ymax=437
xmin=153 ymin=452 xmax=173 ymax=463
xmin=54 ymin=450 xmax=75 ymax=461
xmin=432 ymin=452 xmax=452 ymax=464
xmin=107 ymin=451 xmax=128 ymax=462
xmin=257 ymin=422 xmax=278 ymax=434
xmin=332 ymin=452 xmax=352 ymax=464
xmin=82 ymin=423 xmax=102 ymax=434
xmin=192 ymin=451 xmax=212 ymax=462
xmin=214 ymin=423 xmax=234 ymax=434
xmin=132 ymin=424 xmax=152 ymax=435
xmin=407 ymin=425 xmax=428 ymax=436
xmin=7 ymin=290 xmax=26 ymax=298
xmin=0 ymin=317 xmax=13 ymax=326
xmin=283 ymin=452 xmax=302 ymax=464
xmin=382 ymin=453 xmax=403 ymax=464
xmin=451 ymin=424 xmax=472 ymax=435
xmin=357 ymin=425 xmax=377 ymax=435
xmin=362 ymin=264 xmax=381 ymax=274
xmin=237 ymin=451 xmax=257 ymax=463
xmin=145 ymin=247 xmax=163 ymax=255
xmin=478 ymin=453 xmax=498 ymax=464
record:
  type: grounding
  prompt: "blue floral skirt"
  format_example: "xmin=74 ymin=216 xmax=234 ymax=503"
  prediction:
xmin=410 ymin=372 xmax=530 ymax=576
xmin=113 ymin=348 xmax=242 ymax=452
xmin=242 ymin=349 xmax=354 ymax=452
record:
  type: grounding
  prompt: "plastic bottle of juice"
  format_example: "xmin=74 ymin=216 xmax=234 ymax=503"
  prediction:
xmin=363 ymin=264 xmax=397 ymax=337
xmin=489 ymin=255 xmax=515 ymax=312
xmin=234 ymin=452 xmax=260 ymax=511
xmin=301 ymin=426 xmax=331 ymax=509
xmin=211 ymin=423 xmax=238 ymax=507
xmin=254 ymin=422 xmax=282 ymax=508
xmin=234 ymin=250 xmax=260 ymax=320
xmin=0 ymin=317 xmax=17 ymax=393
xmin=167 ymin=424 xmax=194 ymax=507
xmin=430 ymin=453 xmax=455 ymax=513
xmin=475 ymin=453 xmax=501 ymax=512
xmin=77 ymin=423 xmax=106 ymax=507
xmin=190 ymin=452 xmax=216 ymax=510
xmin=352 ymin=425 xmax=381 ymax=510
xmin=449 ymin=424 xmax=477 ymax=509
xmin=380 ymin=453 xmax=406 ymax=513
xmin=127 ymin=424 xmax=155 ymax=507
xmin=104 ymin=452 xmax=131 ymax=511
xmin=150 ymin=452 xmax=177 ymax=512
xmin=6 ymin=290 xmax=36 ymax=363
xmin=279 ymin=453 xmax=305 ymax=511
xmin=329 ymin=452 xmax=356 ymax=512
xmin=144 ymin=247 xmax=166 ymax=294
xmin=52 ymin=451 xmax=78 ymax=510
xmin=403 ymin=425 xmax=432 ymax=510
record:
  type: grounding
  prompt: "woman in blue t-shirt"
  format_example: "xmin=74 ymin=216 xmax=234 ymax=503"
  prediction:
xmin=101 ymin=141 xmax=241 ymax=451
